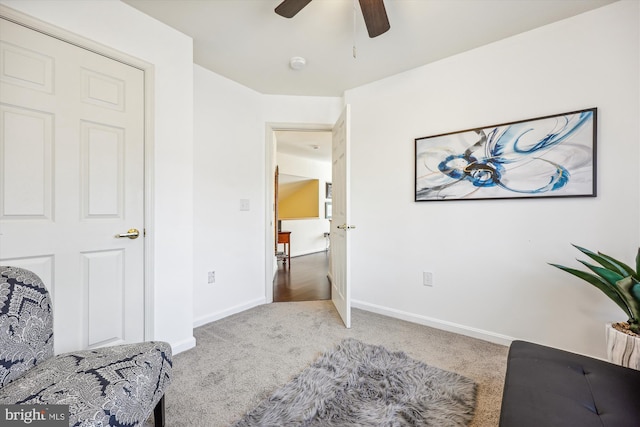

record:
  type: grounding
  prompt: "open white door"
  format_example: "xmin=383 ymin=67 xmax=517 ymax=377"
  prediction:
xmin=330 ymin=105 xmax=352 ymax=328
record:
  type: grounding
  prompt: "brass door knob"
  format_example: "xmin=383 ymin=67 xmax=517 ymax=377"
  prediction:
xmin=337 ymin=224 xmax=356 ymax=230
xmin=115 ymin=229 xmax=140 ymax=239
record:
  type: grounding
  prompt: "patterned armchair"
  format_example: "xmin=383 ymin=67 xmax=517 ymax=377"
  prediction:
xmin=0 ymin=266 xmax=172 ymax=427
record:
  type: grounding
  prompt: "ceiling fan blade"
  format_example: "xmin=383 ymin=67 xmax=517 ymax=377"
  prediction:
xmin=275 ymin=0 xmax=313 ymax=18
xmin=359 ymin=0 xmax=390 ymax=38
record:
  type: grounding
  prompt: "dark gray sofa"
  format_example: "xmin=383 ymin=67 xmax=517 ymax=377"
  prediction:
xmin=499 ymin=340 xmax=640 ymax=427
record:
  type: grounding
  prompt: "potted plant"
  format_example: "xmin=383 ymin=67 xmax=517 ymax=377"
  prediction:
xmin=549 ymin=244 xmax=639 ymax=370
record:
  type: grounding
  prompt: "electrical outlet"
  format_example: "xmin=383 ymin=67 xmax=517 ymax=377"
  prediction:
xmin=208 ymin=271 xmax=215 ymax=284
xmin=423 ymin=271 xmax=433 ymax=287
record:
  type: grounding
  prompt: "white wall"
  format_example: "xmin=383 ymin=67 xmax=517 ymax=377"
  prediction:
xmin=1 ymin=0 xmax=196 ymax=353
xmin=192 ymin=69 xmax=342 ymax=325
xmin=278 ymin=152 xmax=331 ymax=257
xmin=345 ymin=0 xmax=639 ymax=359
xmin=193 ymin=65 xmax=265 ymax=326
xmin=262 ymin=96 xmax=344 ymax=125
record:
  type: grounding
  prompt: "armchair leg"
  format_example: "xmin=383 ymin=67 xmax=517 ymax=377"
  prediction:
xmin=153 ymin=396 xmax=166 ymax=427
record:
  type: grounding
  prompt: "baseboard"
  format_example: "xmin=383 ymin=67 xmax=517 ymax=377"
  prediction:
xmin=291 ymin=249 xmax=329 ymax=258
xmin=170 ymin=336 xmax=197 ymax=355
xmin=193 ymin=297 xmax=266 ymax=328
xmin=351 ymin=299 xmax=514 ymax=347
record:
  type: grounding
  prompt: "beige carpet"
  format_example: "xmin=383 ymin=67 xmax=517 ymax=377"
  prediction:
xmin=154 ymin=301 xmax=508 ymax=426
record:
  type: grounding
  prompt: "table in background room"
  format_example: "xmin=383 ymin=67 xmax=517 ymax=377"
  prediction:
xmin=277 ymin=231 xmax=291 ymax=266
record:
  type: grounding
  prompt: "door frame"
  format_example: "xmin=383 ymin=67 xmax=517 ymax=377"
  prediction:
xmin=264 ymin=122 xmax=333 ymax=302
xmin=0 ymin=5 xmax=157 ymax=340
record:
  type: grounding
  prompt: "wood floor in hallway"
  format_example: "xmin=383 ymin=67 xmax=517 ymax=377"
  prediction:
xmin=273 ymin=251 xmax=331 ymax=302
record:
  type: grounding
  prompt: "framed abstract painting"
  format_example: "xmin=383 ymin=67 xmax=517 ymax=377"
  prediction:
xmin=415 ymin=108 xmax=597 ymax=201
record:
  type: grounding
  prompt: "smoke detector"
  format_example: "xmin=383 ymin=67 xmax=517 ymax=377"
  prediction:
xmin=289 ymin=56 xmax=306 ymax=70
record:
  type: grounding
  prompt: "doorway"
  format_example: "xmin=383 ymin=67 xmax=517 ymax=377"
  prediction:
xmin=265 ymin=106 xmax=351 ymax=327
xmin=273 ymin=130 xmax=332 ymax=302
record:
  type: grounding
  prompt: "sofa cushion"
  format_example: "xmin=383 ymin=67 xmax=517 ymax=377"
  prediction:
xmin=499 ymin=340 xmax=640 ymax=427
xmin=0 ymin=267 xmax=54 ymax=387
xmin=0 ymin=341 xmax=172 ymax=426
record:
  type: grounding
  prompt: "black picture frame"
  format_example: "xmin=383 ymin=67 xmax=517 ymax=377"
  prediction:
xmin=325 ymin=201 xmax=332 ymax=219
xmin=415 ymin=108 xmax=597 ymax=201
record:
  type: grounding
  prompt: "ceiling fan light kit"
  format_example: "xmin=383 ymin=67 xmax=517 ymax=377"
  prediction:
xmin=275 ymin=0 xmax=390 ymax=38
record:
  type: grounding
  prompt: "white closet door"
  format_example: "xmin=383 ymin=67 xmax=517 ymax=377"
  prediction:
xmin=0 ymin=18 xmax=145 ymax=353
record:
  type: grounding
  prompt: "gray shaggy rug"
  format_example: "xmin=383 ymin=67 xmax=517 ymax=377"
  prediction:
xmin=232 ymin=338 xmax=477 ymax=426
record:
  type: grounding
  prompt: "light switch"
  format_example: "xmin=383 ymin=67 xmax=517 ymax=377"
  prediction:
xmin=240 ymin=199 xmax=250 ymax=211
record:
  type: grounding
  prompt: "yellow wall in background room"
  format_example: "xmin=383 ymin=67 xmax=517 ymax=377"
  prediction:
xmin=279 ymin=179 xmax=319 ymax=219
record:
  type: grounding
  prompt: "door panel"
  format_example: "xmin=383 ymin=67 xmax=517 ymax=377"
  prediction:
xmin=331 ymin=105 xmax=351 ymax=328
xmin=83 ymin=249 xmax=125 ymax=348
xmin=81 ymin=122 xmax=124 ymax=218
xmin=0 ymin=18 xmax=145 ymax=353
xmin=0 ymin=40 xmax=54 ymax=93
xmin=81 ymin=68 xmax=125 ymax=111
xmin=1 ymin=105 xmax=53 ymax=218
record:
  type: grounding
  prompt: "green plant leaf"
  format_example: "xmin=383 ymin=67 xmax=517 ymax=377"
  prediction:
xmin=577 ymin=260 xmax=625 ymax=286
xmin=572 ymin=244 xmax=635 ymax=278
xmin=617 ymin=276 xmax=640 ymax=323
xmin=609 ymin=278 xmax=635 ymax=323
xmin=597 ymin=252 xmax=637 ymax=279
xmin=548 ymin=263 xmax=632 ymax=318
xmin=632 ymin=280 xmax=640 ymax=302
xmin=572 ymin=244 xmax=620 ymax=271
xmin=551 ymin=245 xmax=640 ymax=328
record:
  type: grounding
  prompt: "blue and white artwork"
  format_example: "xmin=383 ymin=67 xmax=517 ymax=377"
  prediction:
xmin=415 ymin=108 xmax=596 ymax=201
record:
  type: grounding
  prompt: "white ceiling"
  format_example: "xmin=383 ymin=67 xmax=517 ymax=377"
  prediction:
xmin=122 ymin=0 xmax=615 ymax=160
xmin=275 ymin=130 xmax=332 ymax=162
xmin=123 ymin=0 xmax=615 ymax=97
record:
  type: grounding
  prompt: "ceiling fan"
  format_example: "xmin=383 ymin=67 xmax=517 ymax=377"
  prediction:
xmin=275 ymin=0 xmax=390 ymax=38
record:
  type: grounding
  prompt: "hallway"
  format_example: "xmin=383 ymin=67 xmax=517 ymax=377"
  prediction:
xmin=273 ymin=251 xmax=330 ymax=302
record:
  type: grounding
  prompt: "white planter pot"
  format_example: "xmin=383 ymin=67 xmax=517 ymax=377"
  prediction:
xmin=605 ymin=322 xmax=640 ymax=370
